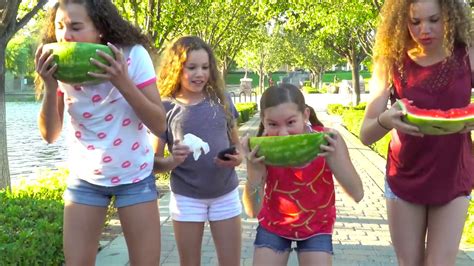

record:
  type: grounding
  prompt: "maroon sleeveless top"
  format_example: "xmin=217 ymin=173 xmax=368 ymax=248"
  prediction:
xmin=388 ymin=44 xmax=474 ymax=205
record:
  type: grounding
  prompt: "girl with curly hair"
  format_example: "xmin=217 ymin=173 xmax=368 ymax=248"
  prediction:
xmin=35 ymin=0 xmax=165 ymax=264
xmin=153 ymin=35 xmax=242 ymax=266
xmin=360 ymin=0 xmax=474 ymax=265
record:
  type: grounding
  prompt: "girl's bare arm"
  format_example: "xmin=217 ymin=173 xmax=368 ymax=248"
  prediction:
xmin=321 ymin=130 xmax=364 ymax=202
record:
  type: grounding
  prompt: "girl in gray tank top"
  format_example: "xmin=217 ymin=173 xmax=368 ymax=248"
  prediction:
xmin=153 ymin=36 xmax=243 ymax=266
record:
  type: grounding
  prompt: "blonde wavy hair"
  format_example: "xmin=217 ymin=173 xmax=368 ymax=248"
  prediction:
xmin=372 ymin=0 xmax=473 ymax=81
xmin=157 ymin=36 xmax=234 ymax=129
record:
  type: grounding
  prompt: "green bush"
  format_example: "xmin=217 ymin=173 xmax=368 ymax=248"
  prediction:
xmin=352 ymin=102 xmax=367 ymax=110
xmin=319 ymin=85 xmax=328 ymax=94
xmin=0 ymin=169 xmax=68 ymax=265
xmin=236 ymin=102 xmax=257 ymax=124
xmin=463 ymin=201 xmax=474 ymax=247
xmin=302 ymin=86 xmax=318 ymax=94
xmin=327 ymin=103 xmax=345 ymax=115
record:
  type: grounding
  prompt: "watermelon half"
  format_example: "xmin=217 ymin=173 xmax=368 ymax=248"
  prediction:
xmin=249 ymin=132 xmax=328 ymax=167
xmin=43 ymin=42 xmax=114 ymax=85
xmin=397 ymin=98 xmax=474 ymax=135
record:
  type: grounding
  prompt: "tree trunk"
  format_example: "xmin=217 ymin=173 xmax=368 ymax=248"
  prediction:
xmin=309 ymin=69 xmax=319 ymax=88
xmin=349 ymin=45 xmax=361 ymax=105
xmin=0 ymin=39 xmax=11 ymax=190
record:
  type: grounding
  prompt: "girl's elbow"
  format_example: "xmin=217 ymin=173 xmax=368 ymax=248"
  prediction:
xmin=359 ymin=131 xmax=374 ymax=146
xmin=149 ymin=124 xmax=166 ymax=137
xmin=41 ymin=132 xmax=59 ymax=144
xmin=353 ymin=189 xmax=364 ymax=203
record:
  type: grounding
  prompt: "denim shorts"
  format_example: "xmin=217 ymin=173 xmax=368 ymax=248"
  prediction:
xmin=170 ymin=187 xmax=242 ymax=222
xmin=63 ymin=173 xmax=159 ymax=208
xmin=254 ymin=225 xmax=333 ymax=254
xmin=384 ymin=179 xmax=472 ymax=201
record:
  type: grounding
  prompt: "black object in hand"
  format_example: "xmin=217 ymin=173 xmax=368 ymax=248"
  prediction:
xmin=217 ymin=146 xmax=237 ymax=161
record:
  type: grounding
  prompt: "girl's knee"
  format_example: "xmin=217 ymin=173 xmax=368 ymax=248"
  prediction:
xmin=425 ymin=250 xmax=458 ymax=266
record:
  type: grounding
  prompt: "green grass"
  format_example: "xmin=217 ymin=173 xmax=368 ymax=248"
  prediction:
xmin=321 ymin=70 xmax=372 ymax=83
xmin=225 ymin=72 xmax=286 ymax=87
xmin=225 ymin=70 xmax=373 ymax=87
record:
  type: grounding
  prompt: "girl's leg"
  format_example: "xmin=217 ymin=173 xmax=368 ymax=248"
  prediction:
xmin=118 ymin=200 xmax=161 ymax=266
xmin=425 ymin=196 xmax=469 ymax=266
xmin=173 ymin=220 xmax=205 ymax=266
xmin=253 ymin=247 xmax=290 ymax=266
xmin=63 ymin=201 xmax=107 ymax=266
xmin=298 ymin=251 xmax=332 ymax=266
xmin=209 ymin=215 xmax=241 ymax=266
xmin=386 ymin=198 xmax=427 ymax=266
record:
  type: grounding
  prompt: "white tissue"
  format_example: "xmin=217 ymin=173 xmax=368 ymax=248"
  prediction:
xmin=182 ymin=133 xmax=210 ymax=161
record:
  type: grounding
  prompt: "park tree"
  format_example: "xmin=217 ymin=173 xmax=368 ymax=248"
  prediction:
xmin=280 ymin=25 xmax=340 ymax=88
xmin=6 ymin=33 xmax=36 ymax=79
xmin=187 ymin=0 xmax=288 ymax=78
xmin=235 ymin=25 xmax=286 ymax=93
xmin=289 ymin=0 xmax=380 ymax=104
xmin=113 ymin=0 xmax=191 ymax=55
xmin=112 ymin=0 xmax=288 ymax=80
xmin=0 ymin=0 xmax=48 ymax=190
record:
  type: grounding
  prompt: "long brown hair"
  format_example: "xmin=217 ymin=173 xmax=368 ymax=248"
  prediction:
xmin=257 ymin=84 xmax=323 ymax=136
xmin=157 ymin=35 xmax=233 ymax=130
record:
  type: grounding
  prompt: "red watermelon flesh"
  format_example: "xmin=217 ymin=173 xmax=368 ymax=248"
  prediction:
xmin=397 ymin=98 xmax=474 ymax=135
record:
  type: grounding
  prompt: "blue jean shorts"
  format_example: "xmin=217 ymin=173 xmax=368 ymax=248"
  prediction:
xmin=63 ymin=173 xmax=159 ymax=208
xmin=254 ymin=225 xmax=333 ymax=254
xmin=384 ymin=179 xmax=472 ymax=201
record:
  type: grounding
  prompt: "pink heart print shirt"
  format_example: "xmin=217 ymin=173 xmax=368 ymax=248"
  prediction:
xmin=58 ymin=45 xmax=156 ymax=187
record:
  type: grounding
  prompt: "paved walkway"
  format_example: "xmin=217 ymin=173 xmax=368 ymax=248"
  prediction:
xmin=96 ymin=102 xmax=474 ymax=265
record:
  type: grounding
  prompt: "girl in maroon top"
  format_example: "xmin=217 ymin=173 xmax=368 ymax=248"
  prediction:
xmin=242 ymin=84 xmax=363 ymax=265
xmin=360 ymin=1 xmax=474 ymax=265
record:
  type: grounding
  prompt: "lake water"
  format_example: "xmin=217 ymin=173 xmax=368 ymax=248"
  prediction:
xmin=6 ymin=101 xmax=69 ymax=184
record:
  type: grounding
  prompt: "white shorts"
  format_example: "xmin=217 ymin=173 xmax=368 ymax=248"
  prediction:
xmin=170 ymin=187 xmax=242 ymax=222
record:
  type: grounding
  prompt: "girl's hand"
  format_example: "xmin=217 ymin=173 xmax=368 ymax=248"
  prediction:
xmin=460 ymin=122 xmax=474 ymax=133
xmin=380 ymin=100 xmax=423 ymax=137
xmin=170 ymin=139 xmax=190 ymax=166
xmin=215 ymin=150 xmax=243 ymax=168
xmin=34 ymin=44 xmax=58 ymax=91
xmin=88 ymin=42 xmax=130 ymax=88
xmin=319 ymin=129 xmax=340 ymax=162
xmin=240 ymin=134 xmax=266 ymax=184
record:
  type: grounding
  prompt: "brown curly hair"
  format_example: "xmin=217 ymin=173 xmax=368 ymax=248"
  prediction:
xmin=35 ymin=0 xmax=154 ymax=97
xmin=157 ymin=36 xmax=234 ymax=130
xmin=372 ymin=0 xmax=473 ymax=82
xmin=40 ymin=0 xmax=152 ymax=48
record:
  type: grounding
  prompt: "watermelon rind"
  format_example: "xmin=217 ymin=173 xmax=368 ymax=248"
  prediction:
xmin=249 ymin=133 xmax=328 ymax=167
xmin=397 ymin=99 xmax=474 ymax=135
xmin=43 ymin=42 xmax=114 ymax=85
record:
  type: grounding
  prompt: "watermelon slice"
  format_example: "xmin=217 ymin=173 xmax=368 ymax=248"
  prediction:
xmin=397 ymin=98 xmax=474 ymax=135
xmin=249 ymin=133 xmax=328 ymax=167
xmin=43 ymin=42 xmax=114 ymax=85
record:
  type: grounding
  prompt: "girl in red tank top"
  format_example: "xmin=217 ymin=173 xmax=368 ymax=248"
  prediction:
xmin=242 ymin=84 xmax=364 ymax=265
xmin=360 ymin=1 xmax=474 ymax=265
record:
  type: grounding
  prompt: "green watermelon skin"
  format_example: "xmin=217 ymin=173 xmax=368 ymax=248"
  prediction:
xmin=43 ymin=42 xmax=114 ymax=85
xmin=249 ymin=133 xmax=328 ymax=167
xmin=398 ymin=99 xmax=474 ymax=135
